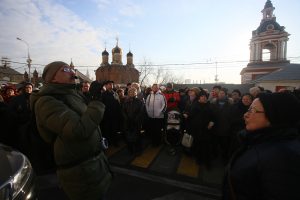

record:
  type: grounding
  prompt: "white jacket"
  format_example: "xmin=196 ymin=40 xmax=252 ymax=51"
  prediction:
xmin=146 ymin=91 xmax=167 ymax=118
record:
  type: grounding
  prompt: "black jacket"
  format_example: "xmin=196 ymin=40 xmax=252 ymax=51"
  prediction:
xmin=210 ymin=98 xmax=234 ymax=136
xmin=123 ymin=97 xmax=144 ymax=124
xmin=223 ymin=127 xmax=300 ymax=200
xmin=231 ymin=101 xmax=249 ymax=133
xmin=186 ymin=101 xmax=214 ymax=140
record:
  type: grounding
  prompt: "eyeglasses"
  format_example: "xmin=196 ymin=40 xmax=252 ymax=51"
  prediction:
xmin=247 ymin=107 xmax=265 ymax=114
xmin=63 ymin=67 xmax=75 ymax=73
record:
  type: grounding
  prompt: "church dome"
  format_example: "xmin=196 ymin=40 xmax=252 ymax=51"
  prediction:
xmin=102 ymin=49 xmax=109 ymax=56
xmin=264 ymin=0 xmax=273 ymax=9
xmin=127 ymin=51 xmax=133 ymax=57
xmin=112 ymin=45 xmax=121 ymax=54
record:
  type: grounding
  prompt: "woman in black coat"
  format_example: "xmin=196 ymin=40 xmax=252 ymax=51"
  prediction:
xmin=223 ymin=92 xmax=300 ymax=200
xmin=210 ymin=88 xmax=234 ymax=164
xmin=122 ymin=87 xmax=144 ymax=155
xmin=185 ymin=90 xmax=215 ymax=168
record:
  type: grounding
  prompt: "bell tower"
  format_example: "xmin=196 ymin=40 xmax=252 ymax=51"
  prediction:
xmin=241 ymin=0 xmax=291 ymax=84
xmin=249 ymin=0 xmax=289 ymax=63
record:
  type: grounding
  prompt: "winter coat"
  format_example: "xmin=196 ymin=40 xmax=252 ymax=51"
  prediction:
xmin=0 ymin=102 xmax=17 ymax=148
xmin=8 ymin=93 xmax=31 ymax=124
xmin=145 ymin=91 xmax=167 ymax=119
xmin=123 ymin=97 xmax=144 ymax=124
xmin=31 ymin=83 xmax=112 ymax=200
xmin=122 ymin=97 xmax=144 ymax=141
xmin=101 ymin=90 xmax=122 ymax=128
xmin=163 ymin=90 xmax=180 ymax=110
xmin=178 ymin=94 xmax=189 ymax=113
xmin=231 ymin=101 xmax=249 ymax=133
xmin=210 ymin=98 xmax=234 ymax=136
xmin=186 ymin=101 xmax=214 ymax=140
xmin=223 ymin=127 xmax=300 ymax=200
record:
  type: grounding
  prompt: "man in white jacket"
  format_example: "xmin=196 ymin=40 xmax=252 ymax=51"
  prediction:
xmin=145 ymin=83 xmax=167 ymax=146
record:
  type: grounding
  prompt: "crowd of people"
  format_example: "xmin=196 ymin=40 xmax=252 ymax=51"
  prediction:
xmin=1 ymin=60 xmax=300 ymax=199
xmin=1 ymin=74 xmax=300 ymax=165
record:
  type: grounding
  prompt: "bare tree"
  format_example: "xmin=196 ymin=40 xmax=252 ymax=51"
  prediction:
xmin=152 ymin=67 xmax=184 ymax=85
xmin=138 ymin=59 xmax=185 ymax=86
xmin=137 ymin=58 xmax=154 ymax=86
xmin=153 ymin=67 xmax=164 ymax=84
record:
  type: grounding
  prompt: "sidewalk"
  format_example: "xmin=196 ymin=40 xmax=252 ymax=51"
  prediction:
xmin=105 ymin=138 xmax=225 ymax=198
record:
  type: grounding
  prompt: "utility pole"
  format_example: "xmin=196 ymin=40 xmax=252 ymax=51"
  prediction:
xmin=214 ymin=61 xmax=219 ymax=83
xmin=17 ymin=37 xmax=32 ymax=82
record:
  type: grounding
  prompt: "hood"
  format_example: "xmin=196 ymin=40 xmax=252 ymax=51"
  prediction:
xmin=30 ymin=83 xmax=77 ymax=111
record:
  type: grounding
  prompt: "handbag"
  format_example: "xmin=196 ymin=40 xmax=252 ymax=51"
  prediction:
xmin=181 ymin=132 xmax=193 ymax=148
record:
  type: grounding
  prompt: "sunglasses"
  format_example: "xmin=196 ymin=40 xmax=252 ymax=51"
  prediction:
xmin=62 ymin=67 xmax=75 ymax=73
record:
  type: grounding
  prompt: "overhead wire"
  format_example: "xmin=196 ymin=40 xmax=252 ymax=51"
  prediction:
xmin=2 ymin=56 xmax=300 ymax=71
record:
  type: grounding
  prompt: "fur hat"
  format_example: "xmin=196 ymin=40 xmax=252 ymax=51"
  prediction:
xmin=257 ymin=92 xmax=300 ymax=128
xmin=42 ymin=61 xmax=68 ymax=83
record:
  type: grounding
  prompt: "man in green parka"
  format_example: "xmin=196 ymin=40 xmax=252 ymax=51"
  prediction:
xmin=30 ymin=61 xmax=112 ymax=200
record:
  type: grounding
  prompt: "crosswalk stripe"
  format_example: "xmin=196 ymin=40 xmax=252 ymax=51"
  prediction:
xmin=177 ymin=154 xmax=199 ymax=178
xmin=131 ymin=145 xmax=162 ymax=168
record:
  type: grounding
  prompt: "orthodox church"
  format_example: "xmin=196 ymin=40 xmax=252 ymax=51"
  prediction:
xmin=95 ymin=40 xmax=139 ymax=85
xmin=240 ymin=0 xmax=300 ymax=91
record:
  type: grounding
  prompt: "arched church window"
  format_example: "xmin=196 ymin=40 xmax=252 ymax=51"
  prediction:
xmin=262 ymin=49 xmax=271 ymax=61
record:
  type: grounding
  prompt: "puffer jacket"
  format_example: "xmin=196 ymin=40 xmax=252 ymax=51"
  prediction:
xmin=223 ymin=127 xmax=300 ymax=200
xmin=145 ymin=90 xmax=166 ymax=118
xmin=30 ymin=83 xmax=105 ymax=167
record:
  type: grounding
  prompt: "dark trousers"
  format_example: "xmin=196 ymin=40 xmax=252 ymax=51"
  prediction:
xmin=101 ymin=119 xmax=119 ymax=146
xmin=215 ymin=135 xmax=231 ymax=164
xmin=146 ymin=118 xmax=164 ymax=146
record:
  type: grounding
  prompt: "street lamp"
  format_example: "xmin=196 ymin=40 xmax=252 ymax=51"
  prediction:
xmin=17 ymin=37 xmax=32 ymax=82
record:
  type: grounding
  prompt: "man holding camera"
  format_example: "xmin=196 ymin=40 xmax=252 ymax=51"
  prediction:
xmin=31 ymin=61 xmax=112 ymax=200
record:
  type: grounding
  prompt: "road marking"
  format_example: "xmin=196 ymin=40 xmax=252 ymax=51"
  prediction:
xmin=131 ymin=145 xmax=162 ymax=168
xmin=112 ymin=166 xmax=222 ymax=198
xmin=177 ymin=154 xmax=199 ymax=178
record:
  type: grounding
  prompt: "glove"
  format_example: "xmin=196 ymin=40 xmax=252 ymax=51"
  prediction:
xmin=89 ymin=81 xmax=104 ymax=101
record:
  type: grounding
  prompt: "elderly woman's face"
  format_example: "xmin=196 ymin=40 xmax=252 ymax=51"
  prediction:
xmin=244 ymin=98 xmax=270 ymax=131
xmin=188 ymin=90 xmax=196 ymax=97
xmin=242 ymin=95 xmax=252 ymax=106
xmin=128 ymin=89 xmax=137 ymax=97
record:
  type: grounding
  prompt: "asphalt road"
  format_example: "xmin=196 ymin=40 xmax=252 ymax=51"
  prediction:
xmin=36 ymin=170 xmax=220 ymax=200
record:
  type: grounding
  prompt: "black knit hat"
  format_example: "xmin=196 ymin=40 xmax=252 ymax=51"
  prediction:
xmin=104 ymin=80 xmax=114 ymax=85
xmin=199 ymin=90 xmax=209 ymax=98
xmin=257 ymin=92 xmax=300 ymax=128
xmin=42 ymin=61 xmax=68 ymax=83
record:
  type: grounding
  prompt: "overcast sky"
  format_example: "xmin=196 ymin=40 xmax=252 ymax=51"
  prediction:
xmin=0 ymin=0 xmax=299 ymax=84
